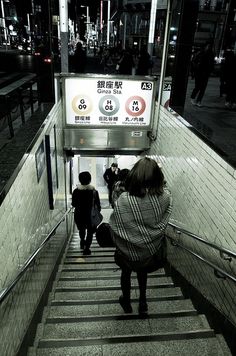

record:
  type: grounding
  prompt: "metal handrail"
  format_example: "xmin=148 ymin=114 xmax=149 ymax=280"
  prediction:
xmin=169 ymin=222 xmax=236 ymax=260
xmin=0 ymin=208 xmax=72 ymax=305
xmin=167 ymin=236 xmax=236 ymax=284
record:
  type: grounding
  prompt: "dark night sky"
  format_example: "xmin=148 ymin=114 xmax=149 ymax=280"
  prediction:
xmin=15 ymin=0 xmax=32 ymax=20
xmin=14 ymin=0 xmax=100 ymax=22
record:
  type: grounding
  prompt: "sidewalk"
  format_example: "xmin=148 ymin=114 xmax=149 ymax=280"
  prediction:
xmin=184 ymin=76 xmax=236 ymax=167
xmin=0 ymin=102 xmax=53 ymax=195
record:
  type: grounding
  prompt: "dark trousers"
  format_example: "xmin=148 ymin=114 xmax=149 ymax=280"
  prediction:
xmin=108 ymin=186 xmax=113 ymax=205
xmin=120 ymin=267 xmax=147 ymax=302
xmin=79 ymin=227 xmax=94 ymax=249
xmin=226 ymin=82 xmax=235 ymax=103
xmin=191 ymin=75 xmax=209 ymax=102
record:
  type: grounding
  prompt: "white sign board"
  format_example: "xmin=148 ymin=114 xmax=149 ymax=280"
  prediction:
xmin=161 ymin=77 xmax=172 ymax=109
xmin=65 ymin=77 xmax=155 ymax=127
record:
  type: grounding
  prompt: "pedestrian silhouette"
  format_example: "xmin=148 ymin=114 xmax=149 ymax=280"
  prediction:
xmin=190 ymin=42 xmax=215 ymax=107
xmin=117 ymin=49 xmax=134 ymax=75
xmin=72 ymin=171 xmax=101 ymax=255
xmin=111 ymin=168 xmax=130 ymax=208
xmin=73 ymin=42 xmax=86 ymax=73
xmin=220 ymin=50 xmax=236 ymax=109
xmin=136 ymin=47 xmax=152 ymax=75
xmin=103 ymin=163 xmax=120 ymax=205
xmin=109 ymin=157 xmax=172 ymax=315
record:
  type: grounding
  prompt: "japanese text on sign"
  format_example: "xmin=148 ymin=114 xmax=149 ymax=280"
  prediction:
xmin=65 ymin=77 xmax=155 ymax=126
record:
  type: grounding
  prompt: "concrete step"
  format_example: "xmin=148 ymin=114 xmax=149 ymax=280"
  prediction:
xmin=59 ymin=268 xmax=166 ymax=278
xmin=56 ymin=276 xmax=173 ymax=288
xmin=65 ymin=257 xmax=116 ymax=263
xmin=47 ymin=298 xmax=196 ymax=318
xmin=66 ymin=251 xmax=115 ymax=257
xmin=40 ymin=314 xmax=211 ymax=340
xmin=53 ymin=286 xmax=183 ymax=301
xmin=58 ymin=270 xmax=166 ymax=280
xmin=62 ymin=261 xmax=120 ymax=268
xmin=68 ymin=241 xmax=113 ymax=247
xmin=32 ymin=334 xmax=231 ymax=356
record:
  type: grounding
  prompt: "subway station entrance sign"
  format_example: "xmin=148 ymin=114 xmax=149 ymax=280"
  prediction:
xmin=64 ymin=76 xmax=156 ymax=127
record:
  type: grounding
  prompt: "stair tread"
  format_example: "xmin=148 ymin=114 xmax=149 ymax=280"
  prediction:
xmin=65 ymin=257 xmax=116 ymax=262
xmin=56 ymin=276 xmax=173 ymax=288
xmin=53 ymin=286 xmax=183 ymax=301
xmin=60 ymin=270 xmax=166 ymax=278
xmin=55 ymin=282 xmax=174 ymax=290
xmin=46 ymin=309 xmax=198 ymax=322
xmin=35 ymin=335 xmax=230 ymax=356
xmin=58 ymin=272 xmax=167 ymax=280
xmin=47 ymin=299 xmax=196 ymax=317
xmin=41 ymin=315 xmax=210 ymax=339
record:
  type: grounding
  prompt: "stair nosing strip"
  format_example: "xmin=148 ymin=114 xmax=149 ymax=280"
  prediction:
xmin=61 ymin=267 xmax=166 ymax=274
xmin=54 ymin=284 xmax=175 ymax=292
xmin=45 ymin=310 xmax=198 ymax=323
xmin=58 ymin=274 xmax=168 ymax=281
xmin=61 ymin=267 xmax=121 ymax=272
xmin=50 ymin=295 xmax=185 ymax=305
xmin=38 ymin=329 xmax=216 ymax=348
xmin=66 ymin=255 xmax=114 ymax=257
xmin=64 ymin=261 xmax=117 ymax=265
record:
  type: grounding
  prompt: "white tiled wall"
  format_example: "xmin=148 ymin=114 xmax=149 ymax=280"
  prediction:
xmin=149 ymin=105 xmax=236 ymax=325
xmin=0 ymin=101 xmax=71 ymax=356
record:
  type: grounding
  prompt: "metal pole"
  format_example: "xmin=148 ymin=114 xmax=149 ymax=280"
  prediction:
xmin=86 ymin=6 xmax=90 ymax=48
xmin=100 ymin=0 xmax=103 ymax=44
xmin=107 ymin=0 xmax=110 ymax=46
xmin=1 ymin=0 xmax=8 ymax=50
xmin=27 ymin=13 xmax=31 ymax=44
xmin=59 ymin=0 xmax=69 ymax=72
xmin=123 ymin=13 xmax=127 ymax=49
xmin=153 ymin=0 xmax=172 ymax=138
xmin=148 ymin=0 xmax=158 ymax=55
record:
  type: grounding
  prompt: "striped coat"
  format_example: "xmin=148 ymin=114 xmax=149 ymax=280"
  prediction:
xmin=109 ymin=189 xmax=172 ymax=261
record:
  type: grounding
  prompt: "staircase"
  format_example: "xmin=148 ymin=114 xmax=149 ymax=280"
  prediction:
xmin=28 ymin=231 xmax=231 ymax=356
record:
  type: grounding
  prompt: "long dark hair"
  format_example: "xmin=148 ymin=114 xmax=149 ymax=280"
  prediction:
xmin=125 ymin=157 xmax=164 ymax=197
xmin=118 ymin=168 xmax=130 ymax=184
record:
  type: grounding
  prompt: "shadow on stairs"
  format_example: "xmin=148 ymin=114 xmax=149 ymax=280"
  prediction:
xmin=27 ymin=232 xmax=231 ymax=356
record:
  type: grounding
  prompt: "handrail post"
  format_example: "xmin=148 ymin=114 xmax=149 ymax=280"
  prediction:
xmin=29 ymin=81 xmax=34 ymax=114
xmin=6 ymin=95 xmax=14 ymax=137
xmin=18 ymin=87 xmax=25 ymax=124
xmin=220 ymin=251 xmax=232 ymax=262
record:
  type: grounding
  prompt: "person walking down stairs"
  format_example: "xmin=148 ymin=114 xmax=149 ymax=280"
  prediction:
xmin=109 ymin=157 xmax=172 ymax=315
xmin=72 ymin=171 xmax=101 ymax=255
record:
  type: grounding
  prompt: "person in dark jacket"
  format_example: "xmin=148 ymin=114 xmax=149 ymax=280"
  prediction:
xmin=190 ymin=42 xmax=215 ymax=107
xmin=117 ymin=49 xmax=134 ymax=75
xmin=72 ymin=171 xmax=101 ymax=255
xmin=103 ymin=163 xmax=120 ymax=205
xmin=109 ymin=158 xmax=172 ymax=315
xmin=220 ymin=51 xmax=236 ymax=108
xmin=136 ymin=47 xmax=152 ymax=75
xmin=73 ymin=42 xmax=86 ymax=73
xmin=111 ymin=168 xmax=130 ymax=208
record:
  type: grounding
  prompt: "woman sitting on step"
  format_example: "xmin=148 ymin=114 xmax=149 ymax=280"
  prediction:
xmin=109 ymin=157 xmax=172 ymax=315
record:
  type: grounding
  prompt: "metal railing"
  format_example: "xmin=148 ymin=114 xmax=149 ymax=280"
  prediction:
xmin=168 ymin=222 xmax=236 ymax=284
xmin=0 ymin=208 xmax=72 ymax=305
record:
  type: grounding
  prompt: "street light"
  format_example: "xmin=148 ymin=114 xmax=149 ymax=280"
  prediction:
xmin=80 ymin=5 xmax=90 ymax=49
xmin=107 ymin=0 xmax=110 ymax=46
xmin=101 ymin=0 xmax=111 ymax=46
xmin=1 ymin=0 xmax=8 ymax=50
